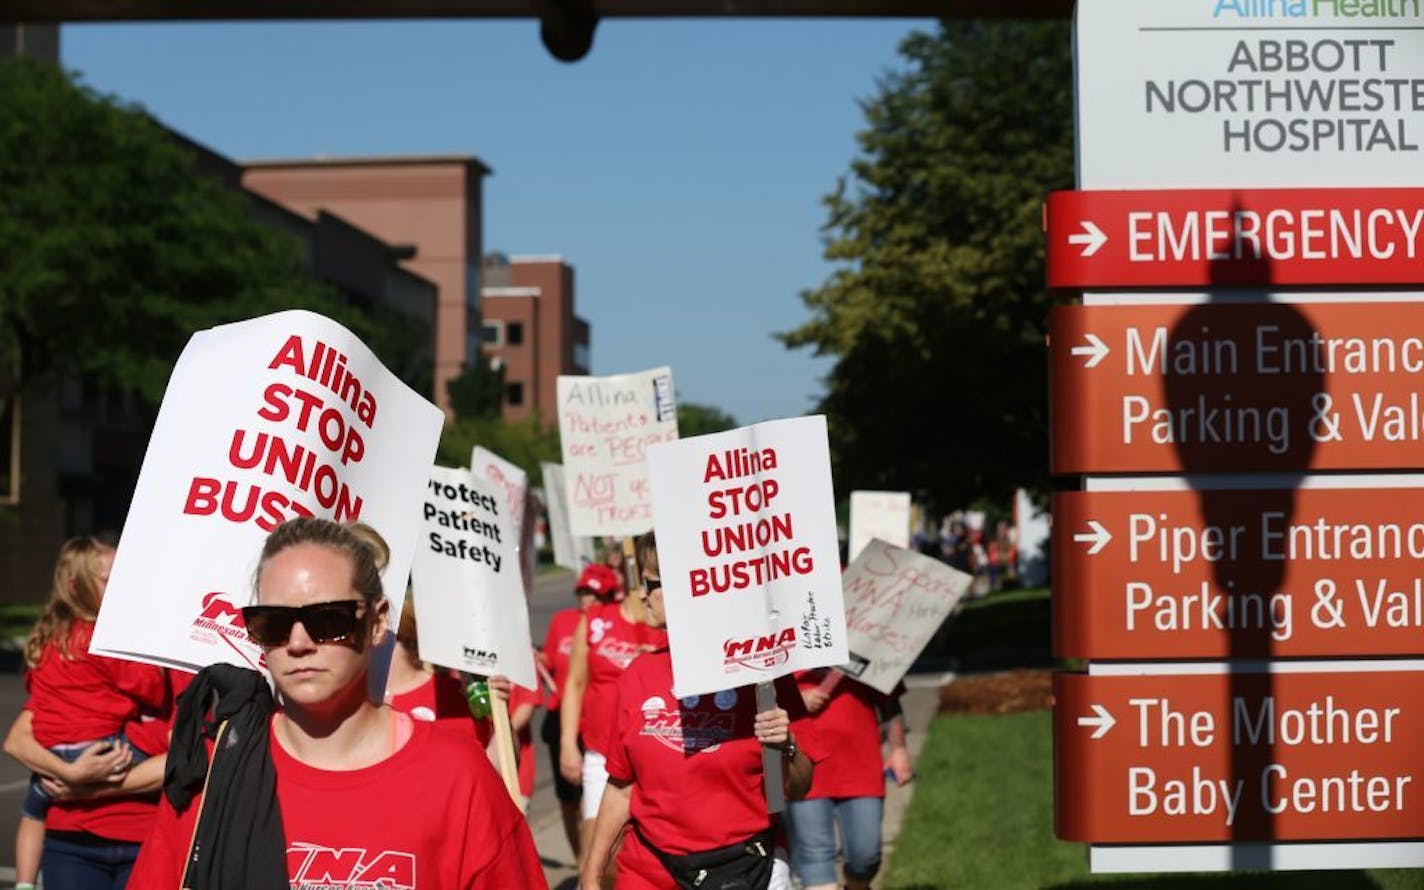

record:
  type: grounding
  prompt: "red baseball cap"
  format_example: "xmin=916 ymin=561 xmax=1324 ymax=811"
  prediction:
xmin=575 ymin=563 xmax=622 ymax=597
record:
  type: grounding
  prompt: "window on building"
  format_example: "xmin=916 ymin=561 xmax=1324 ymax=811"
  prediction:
xmin=573 ymin=343 xmax=590 ymax=373
xmin=466 ymin=262 xmax=482 ymax=311
xmin=0 ymin=396 xmax=20 ymax=505
xmin=482 ymin=321 xmax=502 ymax=345
xmin=506 ymin=382 xmax=525 ymax=406
xmin=506 ymin=322 xmax=525 ymax=346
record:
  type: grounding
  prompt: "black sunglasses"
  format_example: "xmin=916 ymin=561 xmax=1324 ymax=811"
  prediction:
xmin=642 ymin=576 xmax=662 ymax=594
xmin=241 ymin=600 xmax=367 ymax=647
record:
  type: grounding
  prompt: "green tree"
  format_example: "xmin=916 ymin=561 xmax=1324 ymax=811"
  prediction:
xmin=436 ymin=414 xmax=562 ymax=486
xmin=677 ymin=401 xmax=738 ymax=438
xmin=0 ymin=58 xmax=346 ymax=408
xmin=779 ymin=21 xmax=1073 ymax=513
xmin=446 ymin=356 xmax=506 ymax=420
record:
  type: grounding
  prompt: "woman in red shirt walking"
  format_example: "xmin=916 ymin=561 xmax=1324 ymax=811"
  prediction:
xmin=559 ymin=558 xmax=665 ymax=872
xmin=5 ymin=536 xmax=170 ymax=890
xmin=785 ymin=670 xmax=913 ymax=890
xmin=541 ymin=562 xmax=615 ymax=858
xmin=130 ymin=517 xmax=546 ymax=889
xmin=581 ymin=533 xmax=819 ymax=890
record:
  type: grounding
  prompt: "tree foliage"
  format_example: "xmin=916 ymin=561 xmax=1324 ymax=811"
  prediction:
xmin=436 ymin=414 xmax=562 ymax=487
xmin=447 ymin=357 xmax=506 ymax=421
xmin=0 ymin=58 xmax=345 ymax=408
xmin=780 ymin=21 xmax=1073 ymax=514
xmin=677 ymin=401 xmax=738 ymax=438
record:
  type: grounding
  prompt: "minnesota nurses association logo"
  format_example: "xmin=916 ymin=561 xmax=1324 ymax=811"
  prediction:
xmin=639 ymin=696 xmax=735 ymax=754
xmin=190 ymin=591 xmax=265 ymax=670
xmin=722 ymin=627 xmax=797 ymax=672
xmin=287 ymin=843 xmax=416 ymax=889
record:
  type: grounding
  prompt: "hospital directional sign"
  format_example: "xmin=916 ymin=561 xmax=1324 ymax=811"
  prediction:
xmin=1056 ymin=670 xmax=1424 ymax=844
xmin=1050 ymin=301 xmax=1424 ymax=474
xmin=1046 ymin=189 xmax=1424 ymax=289
xmin=1053 ymin=487 xmax=1424 ymax=661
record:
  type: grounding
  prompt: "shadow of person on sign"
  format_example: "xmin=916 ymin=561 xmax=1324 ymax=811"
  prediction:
xmin=1163 ymin=197 xmax=1323 ymax=868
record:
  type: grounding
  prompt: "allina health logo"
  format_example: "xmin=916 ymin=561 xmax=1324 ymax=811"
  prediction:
xmin=1211 ymin=0 xmax=1420 ymax=19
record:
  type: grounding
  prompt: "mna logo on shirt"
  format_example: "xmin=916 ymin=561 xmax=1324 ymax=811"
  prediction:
xmin=287 ymin=843 xmax=416 ymax=888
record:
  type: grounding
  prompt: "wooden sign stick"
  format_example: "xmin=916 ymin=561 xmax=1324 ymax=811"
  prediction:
xmin=489 ymin=693 xmax=522 ymax=805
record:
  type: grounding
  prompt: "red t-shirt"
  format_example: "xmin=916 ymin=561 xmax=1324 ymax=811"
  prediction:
xmin=580 ymin=602 xmax=666 ymax=755
xmin=543 ymin=606 xmax=583 ymax=712
xmin=129 ymin=717 xmax=547 ymax=889
xmin=27 ymin=621 xmax=169 ymax=748
xmin=604 ymin=651 xmax=821 ymax=890
xmin=794 ymin=668 xmax=900 ymax=799
xmin=51 ymin=668 xmax=190 ymax=842
xmin=387 ymin=671 xmax=491 ymax=747
xmin=511 ymin=683 xmax=540 ymax=798
xmin=27 ymin=625 xmax=174 ymax=842
xmin=121 ymin=668 xmax=192 ymax=756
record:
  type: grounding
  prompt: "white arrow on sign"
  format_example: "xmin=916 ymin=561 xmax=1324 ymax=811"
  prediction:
xmin=1078 ymin=704 xmax=1116 ymax=740
xmin=1072 ymin=520 xmax=1111 ymax=555
xmin=1068 ymin=220 xmax=1108 ymax=257
xmin=1069 ymin=333 xmax=1109 ymax=369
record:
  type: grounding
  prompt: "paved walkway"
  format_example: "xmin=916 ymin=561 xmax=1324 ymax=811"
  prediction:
xmin=535 ymin=674 xmax=947 ymax=889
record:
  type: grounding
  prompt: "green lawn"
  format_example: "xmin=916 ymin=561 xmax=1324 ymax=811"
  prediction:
xmin=0 ymin=603 xmax=39 ymax=641
xmin=927 ymin=587 xmax=1054 ymax=670
xmin=884 ymin=710 xmax=1424 ymax=890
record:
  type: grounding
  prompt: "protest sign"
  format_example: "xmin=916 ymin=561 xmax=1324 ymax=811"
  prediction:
xmin=839 ymin=539 xmax=970 ymax=695
xmin=1015 ymin=488 xmax=1049 ymax=588
xmin=540 ymin=461 xmax=596 ymax=570
xmin=848 ymin=490 xmax=911 ymax=564
xmin=646 ymin=415 xmax=846 ymax=698
xmin=409 ymin=465 xmax=537 ymax=690
xmin=471 ymin=446 xmax=537 ymax=595
xmin=557 ymin=367 xmax=678 ymax=537
xmin=92 ymin=310 xmax=443 ymax=673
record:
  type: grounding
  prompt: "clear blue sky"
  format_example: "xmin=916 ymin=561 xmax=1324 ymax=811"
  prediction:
xmin=61 ymin=18 xmax=928 ymax=425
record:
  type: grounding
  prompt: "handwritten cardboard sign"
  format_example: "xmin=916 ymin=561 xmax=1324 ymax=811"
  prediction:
xmin=540 ymin=461 xmax=595 ymax=571
xmin=848 ymin=490 xmax=912 ymax=563
xmin=557 ymin=367 xmax=678 ymax=537
xmin=840 ymin=539 xmax=970 ymax=694
xmin=471 ymin=446 xmax=537 ymax=596
xmin=410 ymin=465 xmax=536 ymax=690
xmin=92 ymin=310 xmax=443 ymax=673
xmin=646 ymin=415 xmax=847 ymax=697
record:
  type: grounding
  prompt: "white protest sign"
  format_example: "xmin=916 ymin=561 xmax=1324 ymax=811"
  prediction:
xmin=410 ymin=465 xmax=537 ymax=690
xmin=647 ymin=415 xmax=846 ymax=698
xmin=1015 ymin=488 xmax=1050 ymax=587
xmin=1076 ymin=0 xmax=1424 ymax=188
xmin=839 ymin=539 xmax=970 ymax=695
xmin=540 ymin=461 xmax=596 ymax=570
xmin=93 ymin=310 xmax=443 ymax=673
xmin=557 ymin=367 xmax=679 ymax=537
xmin=848 ymin=490 xmax=911 ymax=564
xmin=471 ymin=446 xmax=536 ymax=595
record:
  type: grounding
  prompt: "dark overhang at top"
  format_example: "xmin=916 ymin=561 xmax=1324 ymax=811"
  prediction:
xmin=11 ymin=0 xmax=1072 ymax=61
xmin=8 ymin=1 xmax=1070 ymax=20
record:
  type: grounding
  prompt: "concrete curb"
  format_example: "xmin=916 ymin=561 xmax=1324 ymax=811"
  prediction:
xmin=877 ymin=675 xmax=949 ymax=888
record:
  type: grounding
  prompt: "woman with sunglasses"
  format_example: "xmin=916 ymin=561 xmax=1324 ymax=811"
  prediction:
xmin=580 ymin=532 xmax=820 ymax=890
xmin=131 ymin=517 xmax=546 ymax=889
